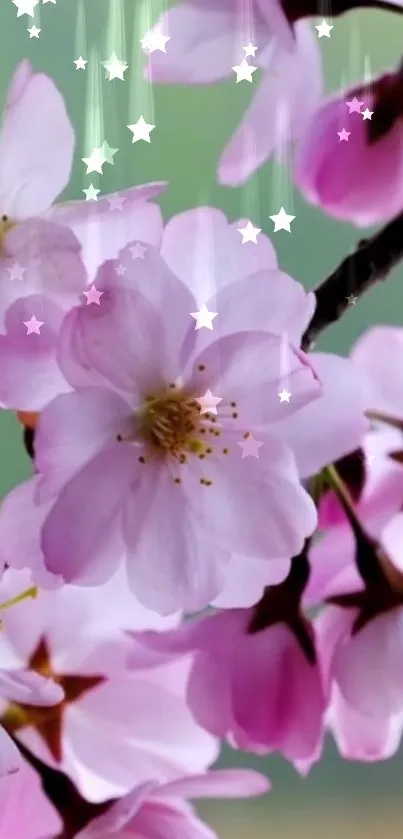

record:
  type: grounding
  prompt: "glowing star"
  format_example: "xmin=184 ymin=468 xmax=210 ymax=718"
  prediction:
xmin=238 ymin=434 xmax=263 ymax=459
xmin=278 ymin=389 xmax=291 ymax=403
xmin=346 ymin=294 xmax=358 ymax=306
xmin=237 ymin=220 xmax=261 ymax=244
xmin=28 ymin=24 xmax=41 ymax=37
xmin=130 ymin=243 xmax=147 ymax=260
xmin=269 ymin=207 xmax=295 ymax=233
xmin=141 ymin=30 xmax=170 ymax=53
xmin=83 ymin=285 xmax=103 ymax=306
xmin=315 ymin=19 xmax=333 ymax=38
xmin=346 ymin=97 xmax=364 ymax=114
xmin=107 ymin=193 xmax=125 ymax=210
xmin=190 ymin=304 xmax=218 ymax=331
xmin=12 ymin=0 xmax=39 ymax=16
xmin=42 ymin=0 xmax=56 ymax=4
xmin=82 ymin=147 xmax=108 ymax=174
xmin=74 ymin=57 xmax=87 ymax=70
xmin=7 ymin=262 xmax=26 ymax=282
xmin=243 ymin=42 xmax=258 ymax=57
xmin=100 ymin=140 xmax=118 ymax=164
xmin=362 ymin=108 xmax=374 ymax=120
xmin=196 ymin=389 xmax=222 ymax=415
xmin=232 ymin=58 xmax=257 ymax=83
xmin=115 ymin=263 xmax=127 ymax=277
xmin=337 ymin=128 xmax=350 ymax=142
xmin=102 ymin=53 xmax=128 ymax=81
xmin=82 ymin=184 xmax=100 ymax=202
xmin=127 ymin=116 xmax=155 ymax=143
xmin=23 ymin=315 xmax=44 ymax=335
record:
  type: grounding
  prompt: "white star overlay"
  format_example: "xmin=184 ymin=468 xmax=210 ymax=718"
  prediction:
xmin=190 ymin=304 xmax=218 ymax=331
xmin=127 ymin=116 xmax=155 ymax=143
xmin=102 ymin=53 xmax=128 ymax=81
xmin=269 ymin=207 xmax=295 ymax=233
xmin=232 ymin=58 xmax=257 ymax=83
xmin=238 ymin=220 xmax=261 ymax=244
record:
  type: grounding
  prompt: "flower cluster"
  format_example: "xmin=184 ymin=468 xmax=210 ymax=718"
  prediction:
xmin=1 ymin=0 xmax=403 ymax=835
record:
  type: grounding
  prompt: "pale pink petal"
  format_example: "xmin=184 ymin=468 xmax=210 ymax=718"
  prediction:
xmin=206 ymin=269 xmax=315 ymax=345
xmin=212 ymin=554 xmax=290 ymax=609
xmin=184 ymin=432 xmax=317 ymax=559
xmin=0 ymin=295 xmax=70 ymax=411
xmin=145 ymin=3 xmax=268 ymax=85
xmin=187 ymin=331 xmax=322 ymax=426
xmin=0 ymin=728 xmax=21 ymax=779
xmin=0 ymin=668 xmax=63 ymax=706
xmin=351 ymin=326 xmax=403 ymax=416
xmin=49 ymin=185 xmax=165 ymax=279
xmin=232 ymin=625 xmax=325 ymax=760
xmin=160 ymin=768 xmax=270 ymax=799
xmin=328 ymin=687 xmax=403 ymax=762
xmin=75 ymin=782 xmax=155 ymax=837
xmin=333 ymin=609 xmax=403 ymax=717
xmin=123 ymin=461 xmax=230 ymax=615
xmin=161 ymin=208 xmax=277 ymax=304
xmin=58 ymin=279 xmax=182 ymax=398
xmin=5 ymin=60 xmax=34 ymax=109
xmin=41 ymin=445 xmax=134 ymax=584
xmin=0 ymin=760 xmax=62 ymax=837
xmin=0 ymin=478 xmax=61 ymax=588
xmin=270 ymin=353 xmax=369 ymax=478
xmin=35 ymin=387 xmax=132 ymax=500
xmin=381 ymin=512 xmax=403 ymax=575
xmin=3 ymin=218 xmax=87 ymax=305
xmin=0 ymin=72 xmax=74 ymax=217
xmin=219 ymin=22 xmax=323 ymax=185
xmin=188 ymin=650 xmax=233 ymax=737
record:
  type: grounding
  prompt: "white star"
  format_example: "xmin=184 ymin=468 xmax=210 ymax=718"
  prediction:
xmin=232 ymin=58 xmax=257 ymax=83
xmin=116 ymin=263 xmax=127 ymax=277
xmin=362 ymin=108 xmax=374 ymax=120
xmin=346 ymin=294 xmax=358 ymax=306
xmin=100 ymin=140 xmax=118 ymax=165
xmin=243 ymin=42 xmax=258 ymax=57
xmin=42 ymin=0 xmax=56 ymax=4
xmin=237 ymin=220 xmax=261 ymax=244
xmin=269 ymin=207 xmax=295 ymax=233
xmin=23 ymin=315 xmax=44 ymax=335
xmin=82 ymin=147 xmax=108 ymax=174
xmin=82 ymin=184 xmax=100 ymax=202
xmin=278 ymin=389 xmax=291 ymax=403
xmin=196 ymin=389 xmax=222 ymax=416
xmin=8 ymin=262 xmax=26 ymax=282
xmin=315 ymin=19 xmax=333 ymax=38
xmin=130 ymin=243 xmax=147 ymax=260
xmin=127 ymin=116 xmax=155 ymax=143
xmin=102 ymin=53 xmax=128 ymax=81
xmin=12 ymin=0 xmax=39 ymax=17
xmin=190 ymin=304 xmax=218 ymax=331
xmin=28 ymin=24 xmax=41 ymax=37
xmin=74 ymin=56 xmax=87 ymax=70
xmin=141 ymin=30 xmax=170 ymax=54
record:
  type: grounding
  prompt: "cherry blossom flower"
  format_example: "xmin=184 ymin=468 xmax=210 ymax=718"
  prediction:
xmin=293 ymin=64 xmax=403 ymax=226
xmin=0 ymin=568 xmax=217 ymax=802
xmin=145 ymin=3 xmax=323 ymax=185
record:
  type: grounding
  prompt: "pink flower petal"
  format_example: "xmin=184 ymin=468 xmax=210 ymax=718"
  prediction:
xmin=0 ymin=667 xmax=63 ymax=707
xmin=0 ymin=71 xmax=74 ymax=217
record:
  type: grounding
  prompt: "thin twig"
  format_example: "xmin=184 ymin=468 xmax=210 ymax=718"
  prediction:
xmin=301 ymin=210 xmax=403 ymax=351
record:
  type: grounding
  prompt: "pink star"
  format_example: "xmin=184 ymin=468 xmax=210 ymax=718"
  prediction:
xmin=346 ymin=97 xmax=364 ymax=114
xmin=337 ymin=128 xmax=350 ymax=142
xmin=107 ymin=193 xmax=125 ymax=210
xmin=196 ymin=389 xmax=222 ymax=415
xmin=23 ymin=315 xmax=44 ymax=335
xmin=361 ymin=108 xmax=374 ymax=120
xmin=130 ymin=243 xmax=147 ymax=260
xmin=83 ymin=285 xmax=103 ymax=306
xmin=238 ymin=435 xmax=263 ymax=459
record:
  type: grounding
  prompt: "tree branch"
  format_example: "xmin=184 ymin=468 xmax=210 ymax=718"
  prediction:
xmin=301 ymin=210 xmax=403 ymax=351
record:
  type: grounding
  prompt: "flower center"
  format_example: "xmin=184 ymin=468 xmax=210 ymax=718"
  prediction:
xmin=138 ymin=389 xmax=208 ymax=458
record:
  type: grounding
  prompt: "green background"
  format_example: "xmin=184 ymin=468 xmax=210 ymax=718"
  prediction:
xmin=1 ymin=0 xmax=403 ymax=834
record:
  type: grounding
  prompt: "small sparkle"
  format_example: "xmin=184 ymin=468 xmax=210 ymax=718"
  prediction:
xmin=278 ymin=389 xmax=291 ymax=403
xmin=83 ymin=285 xmax=103 ymax=306
xmin=196 ymin=390 xmax=222 ymax=415
xmin=238 ymin=435 xmax=263 ymax=459
xmin=23 ymin=315 xmax=43 ymax=335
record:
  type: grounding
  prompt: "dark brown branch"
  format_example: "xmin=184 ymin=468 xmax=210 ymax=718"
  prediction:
xmin=301 ymin=210 xmax=403 ymax=351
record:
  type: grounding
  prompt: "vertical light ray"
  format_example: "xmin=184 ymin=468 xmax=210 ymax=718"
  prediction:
xmin=279 ymin=331 xmax=291 ymax=395
xmin=129 ymin=0 xmax=156 ymax=122
xmin=188 ymin=201 xmax=220 ymax=309
xmin=104 ymin=0 xmax=126 ymax=60
xmin=348 ymin=20 xmax=362 ymax=86
xmin=74 ymin=0 xmax=87 ymax=56
xmin=270 ymin=97 xmax=294 ymax=213
xmin=233 ymin=0 xmax=256 ymax=62
xmin=81 ymin=43 xmax=105 ymax=275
